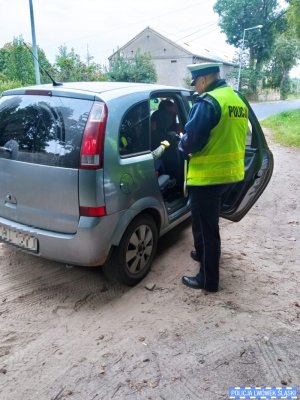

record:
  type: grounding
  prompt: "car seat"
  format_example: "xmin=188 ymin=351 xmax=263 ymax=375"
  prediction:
xmin=157 ymin=174 xmax=176 ymax=194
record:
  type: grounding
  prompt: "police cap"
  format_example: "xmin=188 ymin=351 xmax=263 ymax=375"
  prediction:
xmin=187 ymin=62 xmax=222 ymax=86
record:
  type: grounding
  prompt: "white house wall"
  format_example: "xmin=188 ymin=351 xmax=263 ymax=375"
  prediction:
xmin=111 ymin=27 xmax=236 ymax=88
xmin=119 ymin=31 xmax=193 ymax=87
xmin=153 ymin=57 xmax=194 ymax=86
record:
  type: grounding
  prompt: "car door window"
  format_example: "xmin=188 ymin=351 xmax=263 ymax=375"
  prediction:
xmin=220 ymin=99 xmax=273 ymax=221
xmin=150 ymin=92 xmax=189 ymax=188
xmin=119 ymin=101 xmax=150 ymax=156
xmin=150 ymin=94 xmax=185 ymax=150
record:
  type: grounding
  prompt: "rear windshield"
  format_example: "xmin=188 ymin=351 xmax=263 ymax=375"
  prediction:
xmin=0 ymin=94 xmax=93 ymax=168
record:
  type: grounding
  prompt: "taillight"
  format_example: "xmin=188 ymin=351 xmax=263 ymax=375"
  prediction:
xmin=79 ymin=206 xmax=106 ymax=217
xmin=80 ymin=102 xmax=108 ymax=169
xmin=24 ymin=90 xmax=52 ymax=96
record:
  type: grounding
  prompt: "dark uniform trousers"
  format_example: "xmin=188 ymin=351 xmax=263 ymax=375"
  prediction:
xmin=189 ymin=183 xmax=231 ymax=290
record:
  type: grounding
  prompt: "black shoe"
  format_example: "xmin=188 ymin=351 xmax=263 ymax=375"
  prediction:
xmin=190 ymin=250 xmax=200 ymax=262
xmin=182 ymin=276 xmax=218 ymax=292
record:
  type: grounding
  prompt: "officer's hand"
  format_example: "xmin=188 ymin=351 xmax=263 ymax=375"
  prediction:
xmin=161 ymin=140 xmax=170 ymax=148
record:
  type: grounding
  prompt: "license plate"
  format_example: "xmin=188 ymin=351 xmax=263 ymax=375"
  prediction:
xmin=0 ymin=224 xmax=38 ymax=252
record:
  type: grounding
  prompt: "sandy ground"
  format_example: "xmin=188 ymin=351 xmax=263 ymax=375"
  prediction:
xmin=0 ymin=131 xmax=299 ymax=400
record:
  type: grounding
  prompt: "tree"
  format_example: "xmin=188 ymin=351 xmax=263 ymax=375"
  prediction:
xmin=264 ymin=36 xmax=299 ymax=99
xmin=214 ymin=0 xmax=287 ymax=96
xmin=264 ymin=0 xmax=300 ymax=99
xmin=108 ymin=49 xmax=157 ymax=83
xmin=107 ymin=51 xmax=130 ymax=82
xmin=287 ymin=0 xmax=300 ymax=40
xmin=54 ymin=45 xmax=106 ymax=82
xmin=0 ymin=36 xmax=52 ymax=85
xmin=290 ymin=77 xmax=300 ymax=95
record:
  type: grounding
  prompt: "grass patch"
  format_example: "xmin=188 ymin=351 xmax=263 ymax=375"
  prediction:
xmin=261 ymin=109 xmax=300 ymax=148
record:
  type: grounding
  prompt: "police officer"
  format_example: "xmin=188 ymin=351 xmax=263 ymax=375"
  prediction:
xmin=178 ymin=62 xmax=248 ymax=292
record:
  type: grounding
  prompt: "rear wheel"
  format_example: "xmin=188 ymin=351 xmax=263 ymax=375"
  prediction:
xmin=103 ymin=214 xmax=158 ymax=286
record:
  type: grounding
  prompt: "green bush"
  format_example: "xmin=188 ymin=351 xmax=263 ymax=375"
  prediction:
xmin=0 ymin=79 xmax=22 ymax=95
xmin=280 ymin=76 xmax=291 ymax=100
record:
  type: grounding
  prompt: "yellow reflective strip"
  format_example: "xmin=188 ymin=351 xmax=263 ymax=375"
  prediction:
xmin=188 ymin=165 xmax=244 ymax=178
xmin=190 ymin=151 xmax=244 ymax=164
xmin=187 ymin=174 xmax=244 ymax=185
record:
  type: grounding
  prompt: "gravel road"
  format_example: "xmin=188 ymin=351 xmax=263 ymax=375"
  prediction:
xmin=0 ymin=130 xmax=299 ymax=400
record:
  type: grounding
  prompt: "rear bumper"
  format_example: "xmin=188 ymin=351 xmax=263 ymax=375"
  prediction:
xmin=0 ymin=214 xmax=121 ymax=266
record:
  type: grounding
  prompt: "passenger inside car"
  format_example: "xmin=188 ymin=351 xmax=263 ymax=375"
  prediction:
xmin=151 ymin=98 xmax=185 ymax=190
xmin=151 ymin=99 xmax=182 ymax=148
xmin=151 ymin=99 xmax=180 ymax=149
xmin=119 ymin=103 xmax=149 ymax=155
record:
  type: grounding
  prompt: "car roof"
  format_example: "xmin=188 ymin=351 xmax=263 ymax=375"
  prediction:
xmin=3 ymin=81 xmax=187 ymax=101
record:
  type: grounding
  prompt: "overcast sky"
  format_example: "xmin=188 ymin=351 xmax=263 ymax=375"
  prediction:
xmin=0 ymin=0 xmax=299 ymax=76
xmin=0 ymin=0 xmax=237 ymax=64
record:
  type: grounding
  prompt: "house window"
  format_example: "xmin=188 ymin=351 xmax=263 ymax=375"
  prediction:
xmin=171 ymin=60 xmax=177 ymax=63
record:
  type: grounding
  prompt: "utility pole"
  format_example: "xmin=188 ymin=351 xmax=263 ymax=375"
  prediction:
xmin=87 ymin=45 xmax=90 ymax=67
xmin=29 ymin=0 xmax=41 ymax=84
xmin=237 ymin=25 xmax=263 ymax=91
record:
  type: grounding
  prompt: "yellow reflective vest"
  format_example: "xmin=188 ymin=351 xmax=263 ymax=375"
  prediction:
xmin=187 ymin=86 xmax=248 ymax=186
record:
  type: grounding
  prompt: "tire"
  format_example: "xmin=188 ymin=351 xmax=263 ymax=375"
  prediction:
xmin=103 ymin=214 xmax=158 ymax=286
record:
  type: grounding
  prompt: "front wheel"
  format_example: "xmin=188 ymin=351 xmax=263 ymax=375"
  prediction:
xmin=103 ymin=214 xmax=158 ymax=286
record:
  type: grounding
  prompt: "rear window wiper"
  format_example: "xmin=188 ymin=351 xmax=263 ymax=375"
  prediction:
xmin=0 ymin=146 xmax=12 ymax=153
xmin=0 ymin=140 xmax=19 ymax=157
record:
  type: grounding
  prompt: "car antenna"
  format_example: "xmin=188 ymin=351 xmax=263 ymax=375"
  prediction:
xmin=23 ymin=42 xmax=63 ymax=87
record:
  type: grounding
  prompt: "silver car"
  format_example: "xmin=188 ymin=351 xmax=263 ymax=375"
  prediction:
xmin=0 ymin=82 xmax=273 ymax=285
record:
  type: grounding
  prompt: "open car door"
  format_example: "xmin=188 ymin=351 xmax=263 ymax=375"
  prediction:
xmin=220 ymin=93 xmax=274 ymax=222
